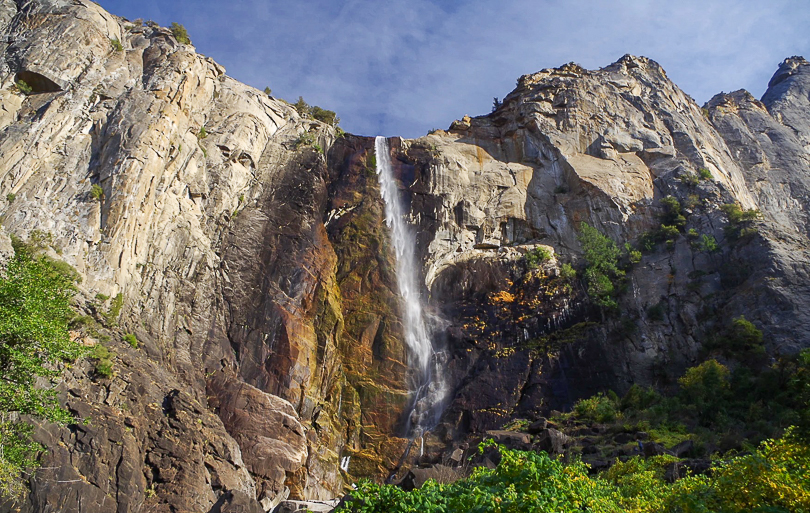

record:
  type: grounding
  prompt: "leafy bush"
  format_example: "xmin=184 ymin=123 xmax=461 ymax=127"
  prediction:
xmin=524 ymin=246 xmax=551 ymax=269
xmin=122 ymin=333 xmax=138 ymax=349
xmin=293 ymin=96 xmax=310 ymax=117
xmin=5 ymin=193 xmax=14 ymax=203
xmin=263 ymin=86 xmax=272 ymax=96
xmin=578 ymin=223 xmax=624 ymax=310
xmin=90 ymin=184 xmax=104 ymax=201
xmin=678 ymin=173 xmax=700 ymax=186
xmin=560 ymin=263 xmax=576 ymax=281
xmin=292 ymin=96 xmax=341 ymax=126
xmin=338 ymin=433 xmax=810 ymax=513
xmin=660 ymin=196 xmax=686 ymax=229
xmin=695 ymin=234 xmax=718 ymax=253
xmin=170 ymin=22 xmax=191 ymax=45
xmin=103 ymin=293 xmax=124 ymax=326
xmin=340 ymin=440 xmax=619 ymax=512
xmin=90 ymin=343 xmax=113 ymax=378
xmin=573 ymin=392 xmax=619 ymax=422
xmin=698 ymin=167 xmax=712 ymax=180
xmin=110 ymin=37 xmax=123 ymax=52
xmin=647 ymin=301 xmax=666 ymax=321
xmin=720 ymin=203 xmax=760 ymax=224
xmin=0 ymin=251 xmax=84 ymax=497
xmin=293 ymin=132 xmax=316 ymax=150
xmin=310 ymin=105 xmax=339 ymax=126
xmin=197 ymin=126 xmax=207 ymax=140
xmin=14 ymin=80 xmax=32 ymax=95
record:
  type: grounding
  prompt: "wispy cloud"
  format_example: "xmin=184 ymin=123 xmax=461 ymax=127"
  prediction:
xmin=98 ymin=0 xmax=810 ymax=138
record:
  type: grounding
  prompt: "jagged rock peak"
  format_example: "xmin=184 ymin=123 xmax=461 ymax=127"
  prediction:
xmin=767 ymin=55 xmax=808 ymax=89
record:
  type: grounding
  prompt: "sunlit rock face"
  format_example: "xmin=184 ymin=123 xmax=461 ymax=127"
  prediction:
xmin=1 ymin=1 xmax=809 ymax=510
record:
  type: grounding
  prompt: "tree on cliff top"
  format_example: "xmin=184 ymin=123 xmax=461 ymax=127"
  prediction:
xmin=0 ymin=246 xmax=83 ymax=498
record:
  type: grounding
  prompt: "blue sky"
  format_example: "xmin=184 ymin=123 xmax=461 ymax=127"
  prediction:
xmin=96 ymin=0 xmax=810 ymax=138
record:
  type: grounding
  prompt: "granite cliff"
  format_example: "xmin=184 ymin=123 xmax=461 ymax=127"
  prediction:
xmin=0 ymin=1 xmax=808 ymax=511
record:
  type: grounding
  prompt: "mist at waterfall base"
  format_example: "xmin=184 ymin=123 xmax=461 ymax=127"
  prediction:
xmin=375 ymin=136 xmax=448 ymax=439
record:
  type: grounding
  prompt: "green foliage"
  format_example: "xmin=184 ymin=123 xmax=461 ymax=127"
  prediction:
xmin=695 ymin=234 xmax=718 ymax=253
xmin=720 ymin=203 xmax=760 ymax=224
xmin=122 ymin=333 xmax=138 ymax=349
xmin=365 ymin=153 xmax=377 ymax=174
xmin=560 ymin=263 xmax=576 ymax=281
xmin=197 ymin=126 xmax=207 ymax=140
xmin=103 ymin=293 xmax=124 ymax=326
xmin=90 ymin=343 xmax=113 ymax=378
xmin=14 ymin=80 xmax=32 ymax=96
xmin=698 ymin=167 xmax=712 ymax=180
xmin=578 ymin=223 xmax=624 ymax=310
xmin=293 ymin=96 xmax=310 ymax=117
xmin=660 ymin=196 xmax=686 ymax=229
xmin=263 ymin=86 xmax=272 ymax=96
xmin=678 ymin=172 xmax=700 ymax=186
xmin=707 ymin=315 xmax=765 ymax=366
xmin=292 ymin=96 xmax=341 ymax=126
xmin=170 ymin=22 xmax=191 ymax=45
xmin=574 ymin=392 xmax=619 ymax=422
xmin=647 ymin=301 xmax=666 ymax=321
xmin=90 ymin=183 xmax=104 ymax=201
xmin=310 ymin=105 xmax=340 ymax=126
xmin=0 ymin=251 xmax=83 ymax=497
xmin=624 ymin=243 xmax=642 ymax=265
xmin=294 ymin=132 xmax=316 ymax=150
xmin=340 ymin=440 xmax=619 ymax=513
xmin=339 ymin=433 xmax=810 ymax=513
xmin=335 ymin=126 xmax=346 ymax=138
xmin=110 ymin=37 xmax=123 ymax=52
xmin=5 ymin=193 xmax=15 ymax=203
xmin=524 ymin=247 xmax=551 ymax=270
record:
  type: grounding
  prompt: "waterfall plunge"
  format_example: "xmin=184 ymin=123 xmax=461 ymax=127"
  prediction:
xmin=375 ymin=136 xmax=446 ymax=437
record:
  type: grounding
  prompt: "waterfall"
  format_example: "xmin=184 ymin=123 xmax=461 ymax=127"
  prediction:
xmin=375 ymin=136 xmax=446 ymax=437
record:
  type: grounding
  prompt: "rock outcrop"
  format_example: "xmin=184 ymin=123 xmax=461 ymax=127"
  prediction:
xmin=1 ymin=1 xmax=809 ymax=511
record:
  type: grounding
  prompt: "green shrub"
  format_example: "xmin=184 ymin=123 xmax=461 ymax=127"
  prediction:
xmin=696 ymin=234 xmax=718 ymax=253
xmin=110 ymin=37 xmax=123 ymax=52
xmin=660 ymin=196 xmax=686 ymax=228
xmin=170 ymin=22 xmax=191 ymax=45
xmin=103 ymin=293 xmax=123 ymax=326
xmin=293 ymin=132 xmax=316 ymax=149
xmin=720 ymin=203 xmax=760 ymax=224
xmin=122 ymin=333 xmax=138 ymax=349
xmin=559 ymin=263 xmax=576 ymax=281
xmin=574 ymin=392 xmax=619 ymax=422
xmin=310 ymin=105 xmax=339 ymax=126
xmin=293 ymin=96 xmax=310 ymax=117
xmin=5 ymin=193 xmax=15 ymax=203
xmin=15 ymin=80 xmax=32 ymax=95
xmin=263 ymin=86 xmax=272 ymax=96
xmin=197 ymin=126 xmax=207 ymax=139
xmin=578 ymin=222 xmax=624 ymax=310
xmin=338 ymin=431 xmax=810 ymax=513
xmin=678 ymin=173 xmax=700 ymax=186
xmin=0 ymin=251 xmax=84 ymax=497
xmin=524 ymin=247 xmax=551 ymax=269
xmin=647 ymin=301 xmax=666 ymax=321
xmin=698 ymin=167 xmax=712 ymax=180
xmin=90 ymin=184 xmax=104 ymax=201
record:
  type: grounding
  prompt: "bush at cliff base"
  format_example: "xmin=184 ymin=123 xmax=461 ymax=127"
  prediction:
xmin=338 ymin=429 xmax=809 ymax=513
